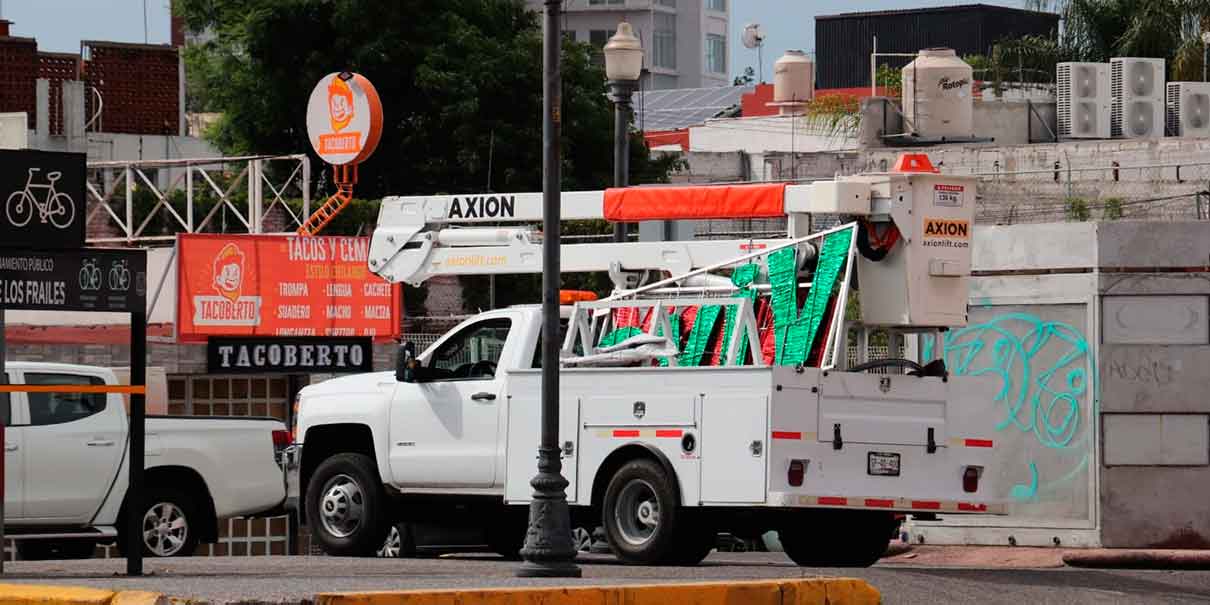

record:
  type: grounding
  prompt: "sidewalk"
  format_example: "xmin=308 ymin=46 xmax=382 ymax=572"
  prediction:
xmin=880 ymin=543 xmax=1210 ymax=570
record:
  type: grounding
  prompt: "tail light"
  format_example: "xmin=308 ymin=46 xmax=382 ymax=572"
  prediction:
xmin=963 ymin=465 xmax=982 ymax=493
xmin=272 ymin=429 xmax=290 ymax=450
xmin=787 ymin=459 xmax=805 ymax=487
xmin=289 ymin=396 xmax=300 ymax=443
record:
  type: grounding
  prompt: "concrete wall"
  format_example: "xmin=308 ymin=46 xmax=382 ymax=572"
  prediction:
xmin=972 ymin=100 xmax=1057 ymax=146
xmin=1093 ymin=222 xmax=1210 ymax=549
xmin=910 ymin=221 xmax=1210 ymax=549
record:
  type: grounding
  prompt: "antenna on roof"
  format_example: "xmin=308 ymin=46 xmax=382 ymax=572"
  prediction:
xmin=742 ymin=23 xmax=766 ymax=83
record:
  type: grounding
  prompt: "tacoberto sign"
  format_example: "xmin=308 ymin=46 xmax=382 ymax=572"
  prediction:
xmin=0 ymin=248 xmax=146 ymax=312
xmin=0 ymin=150 xmax=86 ymax=249
xmin=306 ymin=72 xmax=383 ymax=166
xmin=207 ymin=336 xmax=373 ymax=374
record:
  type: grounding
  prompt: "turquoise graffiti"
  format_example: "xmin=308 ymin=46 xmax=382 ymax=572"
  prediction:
xmin=924 ymin=313 xmax=1095 ymax=502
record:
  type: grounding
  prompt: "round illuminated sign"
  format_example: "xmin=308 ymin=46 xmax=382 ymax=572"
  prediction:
xmin=305 ymin=72 xmax=383 ymax=166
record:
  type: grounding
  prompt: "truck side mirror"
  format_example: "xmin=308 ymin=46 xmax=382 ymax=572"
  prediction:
xmin=396 ymin=341 xmax=417 ymax=383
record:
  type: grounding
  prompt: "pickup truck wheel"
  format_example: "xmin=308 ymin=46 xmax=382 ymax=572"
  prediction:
xmin=377 ymin=523 xmax=416 ymax=558
xmin=306 ymin=453 xmax=390 ymax=557
xmin=779 ymin=510 xmax=894 ymax=568
xmin=602 ymin=458 xmax=682 ymax=565
xmin=141 ymin=488 xmax=200 ymax=557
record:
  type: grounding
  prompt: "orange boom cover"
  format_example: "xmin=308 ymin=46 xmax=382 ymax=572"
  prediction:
xmin=603 ymin=183 xmax=787 ymax=222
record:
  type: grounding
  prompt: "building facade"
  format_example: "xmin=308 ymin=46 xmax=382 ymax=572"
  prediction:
xmin=526 ymin=0 xmax=731 ymax=90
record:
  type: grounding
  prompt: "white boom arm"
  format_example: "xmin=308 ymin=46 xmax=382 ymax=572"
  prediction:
xmin=368 ymin=185 xmax=835 ymax=287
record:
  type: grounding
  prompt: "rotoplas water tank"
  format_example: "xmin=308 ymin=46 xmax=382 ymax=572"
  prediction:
xmin=902 ymin=48 xmax=974 ymax=138
xmin=774 ymin=50 xmax=814 ymax=115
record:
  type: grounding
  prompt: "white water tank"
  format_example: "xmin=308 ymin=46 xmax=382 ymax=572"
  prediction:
xmin=774 ymin=50 xmax=814 ymax=115
xmin=902 ymin=48 xmax=974 ymax=138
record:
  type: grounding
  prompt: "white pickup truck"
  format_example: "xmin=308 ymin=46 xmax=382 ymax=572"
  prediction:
xmin=3 ymin=362 xmax=287 ymax=559
xmin=289 ymin=167 xmax=1005 ymax=567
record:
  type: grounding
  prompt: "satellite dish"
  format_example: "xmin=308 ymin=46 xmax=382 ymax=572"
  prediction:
xmin=742 ymin=23 xmax=765 ymax=49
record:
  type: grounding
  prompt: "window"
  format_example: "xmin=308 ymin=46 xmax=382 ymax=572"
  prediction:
xmin=705 ymin=33 xmax=726 ymax=74
xmin=589 ymin=29 xmax=611 ymax=67
xmin=531 ymin=320 xmax=583 ymax=368
xmin=588 ymin=0 xmax=625 ymax=4
xmin=0 ymin=394 xmax=9 ymax=426
xmin=653 ymin=13 xmax=676 ymax=69
xmin=429 ymin=318 xmax=511 ymax=380
xmin=25 ymin=373 xmax=106 ymax=426
xmin=706 ymin=0 xmax=725 ymax=11
xmin=657 ymin=0 xmax=676 ymax=6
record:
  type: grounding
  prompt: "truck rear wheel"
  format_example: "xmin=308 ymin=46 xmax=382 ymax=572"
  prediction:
xmin=306 ymin=453 xmax=391 ymax=557
xmin=779 ymin=510 xmax=894 ymax=568
xmin=602 ymin=458 xmax=684 ymax=565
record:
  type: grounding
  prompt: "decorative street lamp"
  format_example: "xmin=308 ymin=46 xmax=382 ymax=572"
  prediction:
xmin=1202 ymin=31 xmax=1210 ymax=82
xmin=604 ymin=21 xmax=644 ymax=243
xmin=516 ymin=0 xmax=582 ymax=579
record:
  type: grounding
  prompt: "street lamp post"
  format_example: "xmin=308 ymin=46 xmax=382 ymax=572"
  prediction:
xmin=1202 ymin=31 xmax=1210 ymax=82
xmin=605 ymin=22 xmax=644 ymax=243
xmin=516 ymin=0 xmax=582 ymax=579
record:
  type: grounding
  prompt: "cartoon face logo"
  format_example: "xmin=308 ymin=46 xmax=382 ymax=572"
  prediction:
xmin=212 ymin=243 xmax=246 ymax=302
xmin=327 ymin=76 xmax=355 ymax=132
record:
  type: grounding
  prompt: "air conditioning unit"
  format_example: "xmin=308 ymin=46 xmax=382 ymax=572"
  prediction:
xmin=1166 ymin=82 xmax=1210 ymax=137
xmin=1110 ymin=57 xmax=1165 ymax=138
xmin=1057 ymin=62 xmax=1110 ymax=138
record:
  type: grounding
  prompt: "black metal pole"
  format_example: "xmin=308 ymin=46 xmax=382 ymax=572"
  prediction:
xmin=517 ymin=0 xmax=580 ymax=578
xmin=609 ymin=80 xmax=635 ymax=243
xmin=1 ymin=308 xmax=6 ymax=574
xmin=126 ymin=311 xmax=146 ymax=576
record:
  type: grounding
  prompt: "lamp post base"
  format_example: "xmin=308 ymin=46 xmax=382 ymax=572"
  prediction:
xmin=516 ymin=457 xmax=582 ymax=578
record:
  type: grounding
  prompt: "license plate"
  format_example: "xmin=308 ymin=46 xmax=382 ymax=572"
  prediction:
xmin=868 ymin=452 xmax=901 ymax=477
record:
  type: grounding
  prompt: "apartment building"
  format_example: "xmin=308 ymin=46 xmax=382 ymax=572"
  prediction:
xmin=526 ymin=0 xmax=731 ymax=90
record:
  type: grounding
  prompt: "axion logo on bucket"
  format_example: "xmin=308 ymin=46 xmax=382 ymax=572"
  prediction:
xmin=194 ymin=242 xmax=262 ymax=326
xmin=447 ymin=195 xmax=516 ymax=219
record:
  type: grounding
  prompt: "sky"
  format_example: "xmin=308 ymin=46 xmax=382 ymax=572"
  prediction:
xmin=3 ymin=0 xmax=1028 ymax=80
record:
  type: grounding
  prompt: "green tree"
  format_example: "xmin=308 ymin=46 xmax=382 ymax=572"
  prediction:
xmin=733 ymin=66 xmax=756 ymax=86
xmin=178 ymin=0 xmax=679 ymax=198
xmin=1015 ymin=0 xmax=1210 ymax=81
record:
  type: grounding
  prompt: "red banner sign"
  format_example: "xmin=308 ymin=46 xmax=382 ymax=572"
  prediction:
xmin=176 ymin=234 xmax=400 ymax=342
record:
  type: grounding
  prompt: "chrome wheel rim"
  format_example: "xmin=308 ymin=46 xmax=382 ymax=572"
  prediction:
xmin=572 ymin=527 xmax=593 ymax=552
xmin=614 ymin=479 xmax=659 ymax=546
xmin=378 ymin=525 xmax=401 ymax=558
xmin=320 ymin=473 xmax=365 ymax=538
xmin=143 ymin=502 xmax=189 ymax=556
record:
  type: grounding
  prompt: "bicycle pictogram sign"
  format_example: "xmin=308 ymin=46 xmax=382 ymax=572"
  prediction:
xmin=6 ymin=167 xmax=77 ymax=230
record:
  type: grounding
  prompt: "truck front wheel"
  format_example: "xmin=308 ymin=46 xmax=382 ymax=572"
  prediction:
xmin=602 ymin=458 xmax=685 ymax=565
xmin=306 ymin=453 xmax=391 ymax=557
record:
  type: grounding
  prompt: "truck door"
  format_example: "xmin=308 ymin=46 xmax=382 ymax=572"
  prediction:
xmin=18 ymin=371 xmax=125 ymax=523
xmin=389 ymin=316 xmax=512 ymax=488
xmin=2 ymin=370 xmax=23 ymax=519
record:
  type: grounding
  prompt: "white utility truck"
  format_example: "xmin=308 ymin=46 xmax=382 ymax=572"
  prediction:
xmin=4 ymin=362 xmax=287 ymax=559
xmin=286 ymin=156 xmax=1004 ymax=566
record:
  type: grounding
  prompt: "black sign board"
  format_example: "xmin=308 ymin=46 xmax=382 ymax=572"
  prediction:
xmin=0 ymin=247 xmax=146 ymax=312
xmin=207 ymin=336 xmax=374 ymax=374
xmin=0 ymin=150 xmax=86 ymax=250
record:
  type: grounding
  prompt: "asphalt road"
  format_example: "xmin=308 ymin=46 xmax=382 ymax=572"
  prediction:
xmin=3 ymin=553 xmax=1210 ymax=605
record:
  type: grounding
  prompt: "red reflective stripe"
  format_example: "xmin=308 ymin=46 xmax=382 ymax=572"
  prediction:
xmin=771 ymin=431 xmax=802 ymax=440
xmin=818 ymin=496 xmax=848 ymax=506
xmin=964 ymin=439 xmax=994 ymax=448
xmin=655 ymin=430 xmax=683 ymax=438
xmin=864 ymin=498 xmax=895 ymax=508
xmin=911 ymin=501 xmax=942 ymax=510
xmin=613 ymin=430 xmax=641 ymax=438
xmin=958 ymin=502 xmax=988 ymax=512
xmin=603 ymin=183 xmax=787 ymax=222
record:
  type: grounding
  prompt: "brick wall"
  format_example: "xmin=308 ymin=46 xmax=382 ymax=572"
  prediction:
xmin=37 ymin=51 xmax=79 ymax=135
xmin=0 ymin=36 xmax=37 ymax=128
xmin=83 ymin=41 xmax=179 ymax=135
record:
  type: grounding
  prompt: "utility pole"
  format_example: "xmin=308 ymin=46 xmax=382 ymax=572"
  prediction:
xmin=516 ymin=0 xmax=581 ymax=579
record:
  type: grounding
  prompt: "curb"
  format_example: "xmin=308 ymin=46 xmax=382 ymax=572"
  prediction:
xmin=0 ymin=584 xmax=165 ymax=605
xmin=1063 ymin=550 xmax=1210 ymax=570
xmin=316 ymin=579 xmax=881 ymax=605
